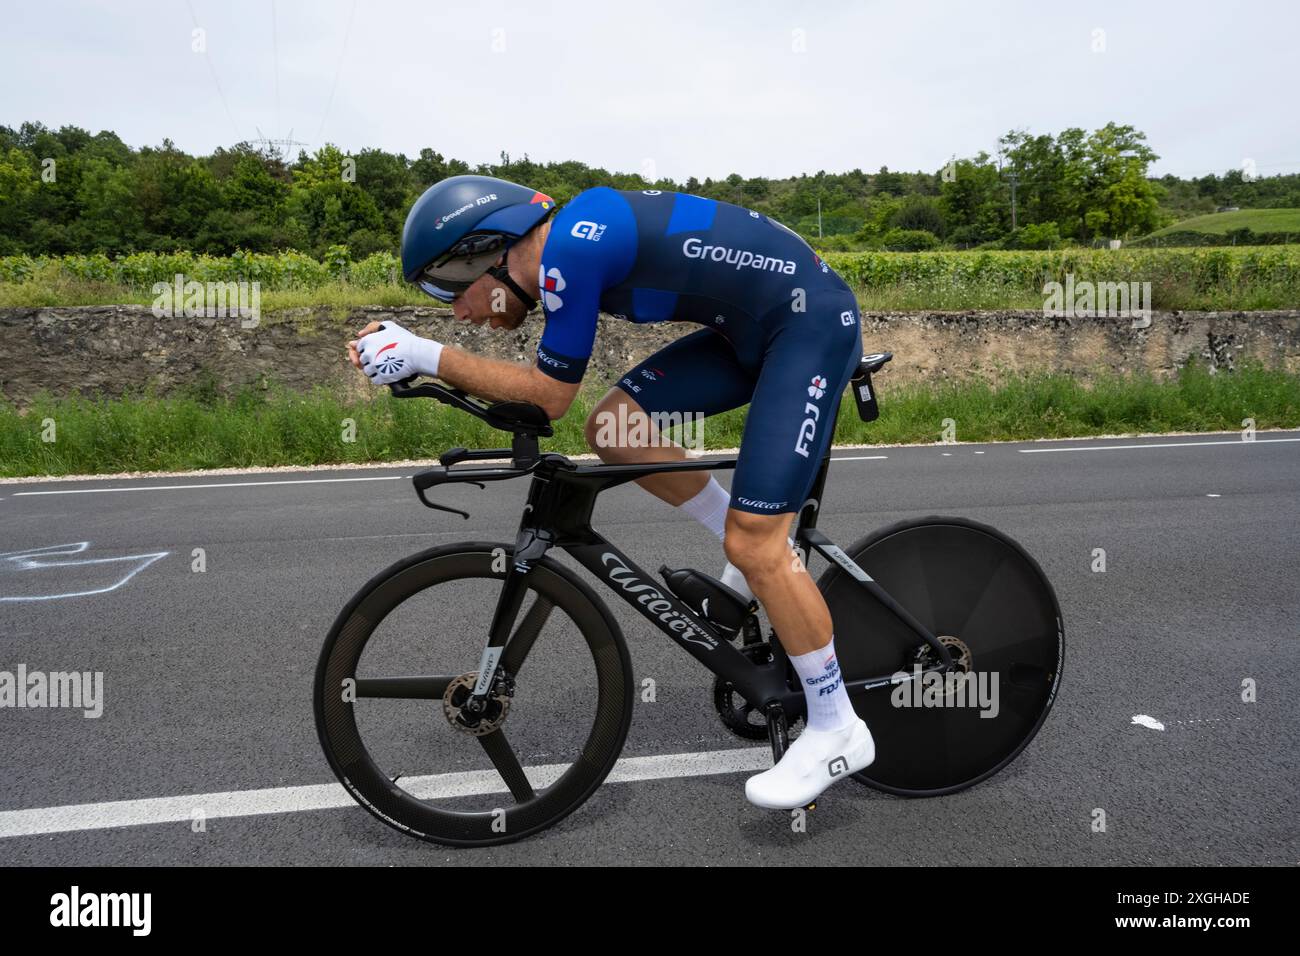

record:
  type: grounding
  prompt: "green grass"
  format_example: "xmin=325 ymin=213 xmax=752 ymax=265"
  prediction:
xmin=2 ymin=362 xmax=1295 ymax=478
xmin=1149 ymin=209 xmax=1300 ymax=238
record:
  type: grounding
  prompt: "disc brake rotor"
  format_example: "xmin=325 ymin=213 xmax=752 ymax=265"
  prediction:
xmin=442 ymin=670 xmax=514 ymax=736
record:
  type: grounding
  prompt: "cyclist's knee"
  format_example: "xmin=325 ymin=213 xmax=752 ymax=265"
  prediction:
xmin=724 ymin=511 xmax=792 ymax=578
xmin=584 ymin=388 xmax=641 ymax=459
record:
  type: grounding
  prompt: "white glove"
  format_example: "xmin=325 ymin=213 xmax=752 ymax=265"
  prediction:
xmin=355 ymin=321 xmax=444 ymax=385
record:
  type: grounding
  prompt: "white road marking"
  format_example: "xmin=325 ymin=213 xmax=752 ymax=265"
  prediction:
xmin=12 ymin=475 xmax=409 ymax=497
xmin=11 ymin=460 xmax=890 ymax=497
xmin=1020 ymin=438 xmax=1300 ymax=454
xmin=1132 ymin=715 xmax=1166 ymax=731
xmin=0 ymin=747 xmax=771 ymax=839
xmin=1207 ymin=494 xmax=1221 ymax=498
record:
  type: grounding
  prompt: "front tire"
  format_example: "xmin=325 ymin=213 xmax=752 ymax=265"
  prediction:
xmin=315 ymin=543 xmax=634 ymax=846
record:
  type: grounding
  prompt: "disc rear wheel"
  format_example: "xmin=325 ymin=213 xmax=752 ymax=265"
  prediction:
xmin=817 ymin=516 xmax=1063 ymax=796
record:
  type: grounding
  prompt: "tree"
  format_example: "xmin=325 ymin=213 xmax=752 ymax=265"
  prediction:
xmin=891 ymin=194 xmax=945 ymax=237
xmin=939 ymin=154 xmax=1005 ymax=245
xmin=1081 ymin=123 xmax=1162 ymax=239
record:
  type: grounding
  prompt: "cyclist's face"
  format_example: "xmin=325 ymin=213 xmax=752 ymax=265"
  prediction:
xmin=450 ymin=265 xmax=526 ymax=330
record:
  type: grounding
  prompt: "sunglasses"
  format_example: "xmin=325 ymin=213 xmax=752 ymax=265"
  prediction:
xmin=415 ymin=233 xmax=510 ymax=303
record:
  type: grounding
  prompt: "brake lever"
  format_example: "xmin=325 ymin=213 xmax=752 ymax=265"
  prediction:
xmin=415 ymin=486 xmax=470 ymax=519
xmin=413 ymin=476 xmax=487 ymax=518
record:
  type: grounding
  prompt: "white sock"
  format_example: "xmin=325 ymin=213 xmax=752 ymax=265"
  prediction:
xmin=789 ymin=637 xmax=859 ymax=732
xmin=720 ymin=562 xmax=754 ymax=603
xmin=677 ymin=476 xmax=729 ymax=541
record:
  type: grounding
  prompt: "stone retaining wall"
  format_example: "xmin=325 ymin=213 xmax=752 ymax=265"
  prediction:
xmin=2 ymin=306 xmax=1297 ymax=405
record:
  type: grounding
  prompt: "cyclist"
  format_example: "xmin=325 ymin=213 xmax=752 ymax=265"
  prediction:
xmin=348 ymin=175 xmax=874 ymax=810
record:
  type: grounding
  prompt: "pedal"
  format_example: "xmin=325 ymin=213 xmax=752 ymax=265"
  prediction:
xmin=764 ymin=702 xmax=790 ymax=762
xmin=658 ymin=566 xmax=755 ymax=637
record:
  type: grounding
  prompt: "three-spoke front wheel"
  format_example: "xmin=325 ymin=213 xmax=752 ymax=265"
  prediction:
xmin=314 ymin=543 xmax=633 ymax=847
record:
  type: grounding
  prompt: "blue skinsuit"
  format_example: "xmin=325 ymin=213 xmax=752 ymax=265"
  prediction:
xmin=535 ymin=187 xmax=862 ymax=515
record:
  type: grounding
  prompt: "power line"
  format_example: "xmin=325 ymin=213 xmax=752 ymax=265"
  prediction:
xmin=251 ymin=126 xmax=307 ymax=161
xmin=270 ymin=0 xmax=281 ymax=140
xmin=186 ymin=0 xmax=241 ymax=143
xmin=316 ymin=0 xmax=358 ymax=143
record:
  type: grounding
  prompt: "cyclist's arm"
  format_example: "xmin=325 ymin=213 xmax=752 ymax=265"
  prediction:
xmin=529 ymin=188 xmax=636 ymax=399
xmin=437 ymin=348 xmax=579 ymax=420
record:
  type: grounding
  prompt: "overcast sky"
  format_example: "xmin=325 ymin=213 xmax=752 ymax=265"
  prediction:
xmin=2 ymin=0 xmax=1296 ymax=181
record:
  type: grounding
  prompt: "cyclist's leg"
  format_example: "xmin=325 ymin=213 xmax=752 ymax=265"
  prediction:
xmin=723 ymin=296 xmax=863 ymax=657
xmin=730 ymin=297 xmax=874 ymax=808
xmin=587 ymin=327 xmax=755 ymax=505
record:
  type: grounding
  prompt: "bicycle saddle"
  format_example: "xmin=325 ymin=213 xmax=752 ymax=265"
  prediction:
xmin=854 ymin=352 xmax=893 ymax=379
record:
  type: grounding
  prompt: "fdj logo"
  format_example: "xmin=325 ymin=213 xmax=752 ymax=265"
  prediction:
xmin=571 ymin=220 xmax=607 ymax=241
xmin=794 ymin=401 xmax=820 ymax=458
xmin=794 ymin=373 xmax=828 ymax=458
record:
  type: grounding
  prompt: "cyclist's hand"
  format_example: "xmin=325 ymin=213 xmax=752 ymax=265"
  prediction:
xmin=346 ymin=320 xmax=385 ymax=371
xmin=352 ymin=321 xmax=445 ymax=386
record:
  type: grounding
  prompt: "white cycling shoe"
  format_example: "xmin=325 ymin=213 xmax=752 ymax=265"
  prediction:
xmin=745 ymin=718 xmax=876 ymax=810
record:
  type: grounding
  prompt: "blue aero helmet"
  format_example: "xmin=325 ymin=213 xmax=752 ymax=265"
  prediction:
xmin=401 ymin=174 xmax=556 ymax=305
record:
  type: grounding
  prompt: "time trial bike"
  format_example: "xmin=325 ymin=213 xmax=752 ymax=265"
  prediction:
xmin=314 ymin=353 xmax=1064 ymax=847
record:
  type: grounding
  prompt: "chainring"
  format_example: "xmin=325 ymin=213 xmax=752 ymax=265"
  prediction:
xmin=712 ymin=642 xmax=802 ymax=740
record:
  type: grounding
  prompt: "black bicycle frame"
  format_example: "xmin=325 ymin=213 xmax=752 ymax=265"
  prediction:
xmin=421 ymin=432 xmax=954 ymax=723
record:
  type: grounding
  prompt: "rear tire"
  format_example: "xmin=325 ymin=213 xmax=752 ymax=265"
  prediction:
xmin=816 ymin=516 xmax=1063 ymax=796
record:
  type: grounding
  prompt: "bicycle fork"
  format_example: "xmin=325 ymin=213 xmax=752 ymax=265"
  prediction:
xmin=464 ymin=522 xmax=555 ymax=716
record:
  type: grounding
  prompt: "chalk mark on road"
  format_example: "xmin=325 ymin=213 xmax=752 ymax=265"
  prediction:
xmin=0 ymin=542 xmax=168 ymax=602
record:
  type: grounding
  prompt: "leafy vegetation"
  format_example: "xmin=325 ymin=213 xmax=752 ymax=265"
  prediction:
xmin=4 ymin=120 xmax=1297 ymax=259
xmin=4 ymin=245 xmax=1297 ymax=312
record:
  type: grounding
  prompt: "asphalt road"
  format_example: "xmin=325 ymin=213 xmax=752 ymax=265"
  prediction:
xmin=1 ymin=431 xmax=1297 ymax=865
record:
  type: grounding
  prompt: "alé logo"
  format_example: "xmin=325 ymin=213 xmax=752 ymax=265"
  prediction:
xmin=538 ymin=265 xmax=566 ymax=310
xmin=571 ymin=220 xmax=606 ymax=241
xmin=795 ymin=373 xmax=828 ymax=458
